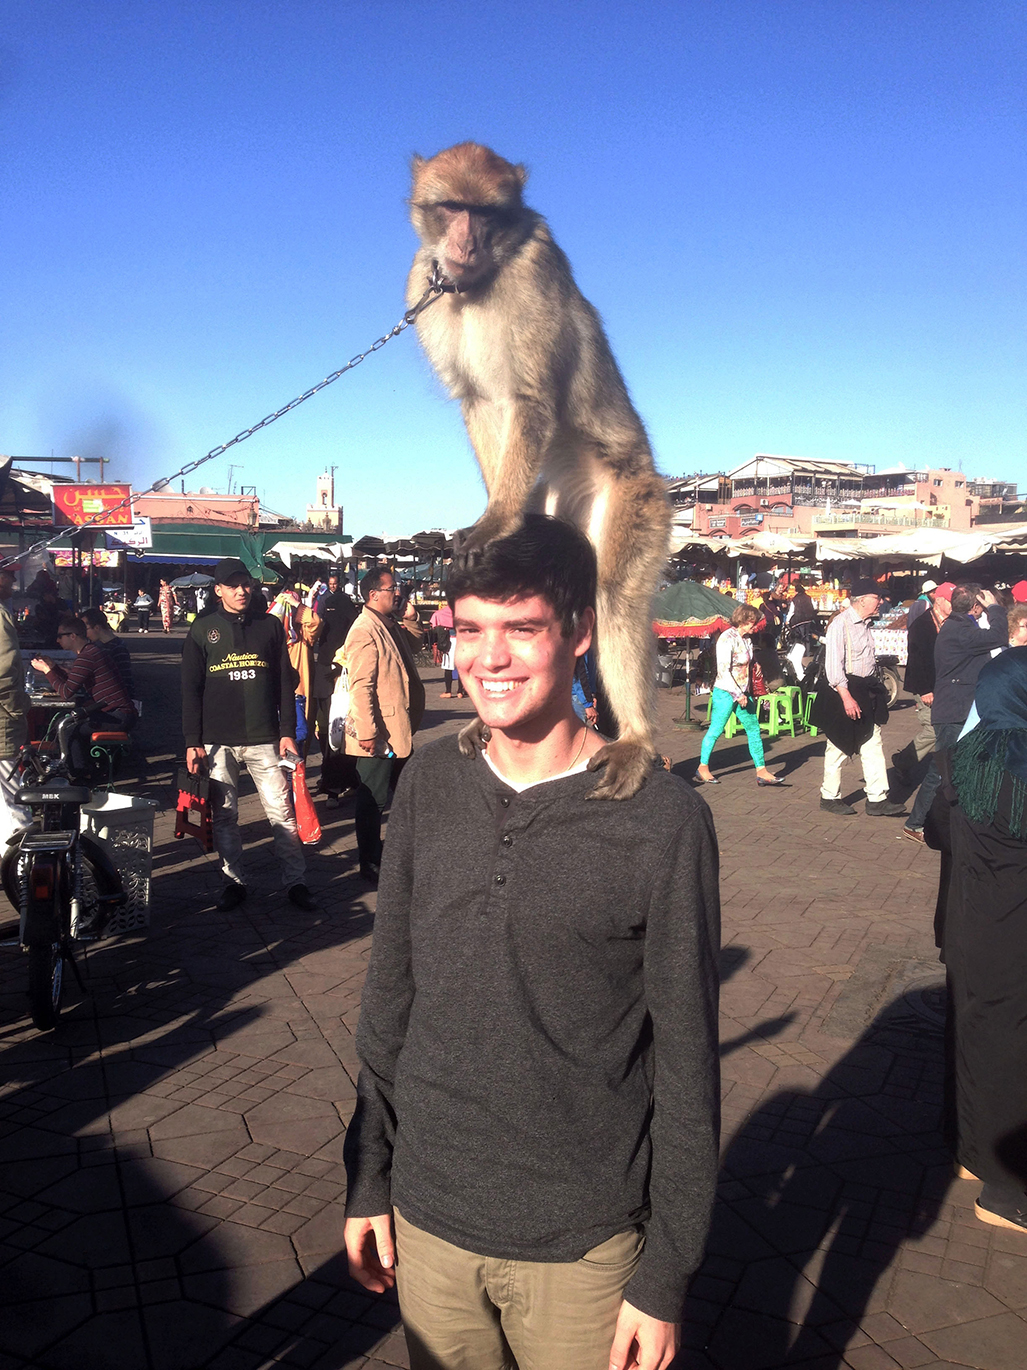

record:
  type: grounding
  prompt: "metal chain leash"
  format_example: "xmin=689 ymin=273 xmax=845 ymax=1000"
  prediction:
xmin=2 ymin=268 xmax=448 ymax=569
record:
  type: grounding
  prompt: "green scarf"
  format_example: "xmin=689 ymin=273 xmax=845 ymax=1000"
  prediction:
xmin=951 ymin=727 xmax=1027 ymax=841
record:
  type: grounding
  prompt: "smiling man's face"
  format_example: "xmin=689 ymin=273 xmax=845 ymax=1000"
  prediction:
xmin=453 ymin=593 xmax=592 ymax=739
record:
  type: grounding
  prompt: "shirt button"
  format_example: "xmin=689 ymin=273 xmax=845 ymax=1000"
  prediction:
xmin=494 ymin=873 xmax=506 ymax=886
xmin=500 ymin=797 xmax=510 ymax=807
xmin=501 ymin=834 xmax=512 ymax=848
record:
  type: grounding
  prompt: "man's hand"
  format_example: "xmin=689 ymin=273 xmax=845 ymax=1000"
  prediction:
xmin=979 ymin=589 xmax=999 ymax=608
xmin=921 ymin=692 xmax=934 ymax=707
xmin=585 ymin=703 xmax=598 ymax=726
xmin=344 ymin=1214 xmax=396 ymax=1293
xmin=608 ymin=1300 xmax=679 ymax=1370
xmin=402 ymin=599 xmax=418 ymax=623
xmin=279 ymin=737 xmax=298 ymax=760
xmin=30 ymin=657 xmax=52 ymax=673
xmin=357 ymin=737 xmax=377 ymax=754
xmin=186 ymin=746 xmax=207 ymax=776
xmin=839 ymin=688 xmax=862 ymax=720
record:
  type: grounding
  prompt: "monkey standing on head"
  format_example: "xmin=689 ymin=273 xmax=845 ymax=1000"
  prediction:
xmin=407 ymin=141 xmax=671 ymax=800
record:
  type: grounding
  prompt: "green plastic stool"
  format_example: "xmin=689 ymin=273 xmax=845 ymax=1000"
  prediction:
xmin=775 ymin=686 xmax=803 ymax=737
xmin=803 ymin=691 xmax=819 ymax=736
xmin=757 ymin=689 xmax=800 ymax=739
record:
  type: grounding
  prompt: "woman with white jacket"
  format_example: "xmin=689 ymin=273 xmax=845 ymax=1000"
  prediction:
xmin=696 ymin=604 xmax=786 ymax=786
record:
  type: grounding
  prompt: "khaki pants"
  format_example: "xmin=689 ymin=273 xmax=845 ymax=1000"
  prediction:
xmin=820 ymin=723 xmax=889 ymax=804
xmin=393 ymin=1209 xmax=643 ymax=1370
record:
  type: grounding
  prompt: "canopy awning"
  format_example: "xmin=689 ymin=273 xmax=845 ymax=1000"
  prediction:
xmin=667 ymin=530 xmax=814 ymax=560
xmin=266 ymin=540 xmax=352 ymax=568
xmin=129 ymin=551 xmax=222 ymax=567
xmin=816 ymin=523 xmax=1027 ymax=565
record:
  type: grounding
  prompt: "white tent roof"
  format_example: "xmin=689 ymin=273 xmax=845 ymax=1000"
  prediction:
xmin=267 ymin=540 xmax=352 ymax=568
xmin=816 ymin=523 xmax=1027 ymax=565
xmin=727 ymin=454 xmax=866 ymax=482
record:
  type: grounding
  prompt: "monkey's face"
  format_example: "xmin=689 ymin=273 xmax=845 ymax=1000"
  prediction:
xmin=453 ymin=593 xmax=593 ymax=737
xmin=415 ymin=201 xmax=518 ymax=290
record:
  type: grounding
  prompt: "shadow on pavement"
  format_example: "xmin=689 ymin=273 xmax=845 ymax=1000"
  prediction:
xmin=690 ymin=992 xmax=950 ymax=1368
xmin=0 ymin=848 xmax=389 ymax=1370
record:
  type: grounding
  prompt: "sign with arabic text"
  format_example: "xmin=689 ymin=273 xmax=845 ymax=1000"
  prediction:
xmin=52 ymin=484 xmax=133 ymax=527
xmin=106 ymin=517 xmax=152 ymax=549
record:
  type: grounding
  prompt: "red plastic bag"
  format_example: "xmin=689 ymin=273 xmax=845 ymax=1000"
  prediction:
xmin=291 ymin=760 xmax=322 ymax=844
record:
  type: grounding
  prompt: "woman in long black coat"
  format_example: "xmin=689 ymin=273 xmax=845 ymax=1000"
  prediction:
xmin=939 ymin=646 xmax=1027 ymax=1232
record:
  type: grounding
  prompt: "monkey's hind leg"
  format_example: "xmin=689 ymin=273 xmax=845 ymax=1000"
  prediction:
xmin=585 ymin=585 xmax=661 ymax=801
xmin=457 ymin=717 xmax=491 ymax=758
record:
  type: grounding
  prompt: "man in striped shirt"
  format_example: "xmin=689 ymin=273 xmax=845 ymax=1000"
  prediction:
xmin=31 ymin=616 xmax=135 ymax=777
xmin=80 ymin=606 xmax=136 ymax=700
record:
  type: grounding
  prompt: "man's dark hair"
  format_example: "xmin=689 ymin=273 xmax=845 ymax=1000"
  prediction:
xmin=57 ymin=616 xmax=88 ymax=640
xmin=361 ymin=565 xmax=394 ymax=601
xmin=79 ymin=607 xmax=108 ymax=630
xmin=951 ymin=582 xmax=983 ymax=615
xmin=446 ymin=515 xmax=597 ymax=636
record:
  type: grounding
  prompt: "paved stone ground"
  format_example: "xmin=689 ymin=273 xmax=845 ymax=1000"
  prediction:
xmin=0 ymin=635 xmax=1024 ymax=1370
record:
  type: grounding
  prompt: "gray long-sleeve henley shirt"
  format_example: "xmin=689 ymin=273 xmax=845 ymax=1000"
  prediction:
xmin=343 ymin=735 xmax=721 ymax=1323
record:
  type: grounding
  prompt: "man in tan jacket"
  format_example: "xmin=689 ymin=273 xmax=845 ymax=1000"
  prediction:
xmin=344 ymin=566 xmax=425 ymax=882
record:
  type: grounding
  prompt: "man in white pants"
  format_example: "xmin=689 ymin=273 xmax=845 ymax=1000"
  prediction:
xmin=815 ymin=579 xmax=906 ymax=818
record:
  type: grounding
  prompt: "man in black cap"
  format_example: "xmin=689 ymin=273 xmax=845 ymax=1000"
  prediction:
xmin=181 ymin=558 xmax=315 ymax=910
xmin=812 ymin=580 xmax=905 ymax=818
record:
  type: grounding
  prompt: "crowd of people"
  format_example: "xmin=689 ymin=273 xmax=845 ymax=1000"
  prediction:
xmin=698 ymin=569 xmax=1027 ymax=1241
xmin=0 ymin=531 xmax=1024 ymax=1366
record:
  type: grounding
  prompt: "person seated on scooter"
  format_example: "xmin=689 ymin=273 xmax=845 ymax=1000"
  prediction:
xmin=79 ymin=606 xmax=136 ymax=701
xmin=31 ymin=617 xmax=136 ymax=779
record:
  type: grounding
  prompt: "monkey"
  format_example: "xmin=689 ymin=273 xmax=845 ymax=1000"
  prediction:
xmin=406 ymin=141 xmax=672 ymax=800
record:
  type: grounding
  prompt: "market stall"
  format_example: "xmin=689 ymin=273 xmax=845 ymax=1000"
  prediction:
xmin=652 ymin=580 xmax=743 ymax=724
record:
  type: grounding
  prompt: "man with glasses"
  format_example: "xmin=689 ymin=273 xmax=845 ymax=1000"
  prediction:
xmin=181 ymin=559 xmax=315 ymax=912
xmin=31 ymin=616 xmax=136 ymax=778
xmin=343 ymin=565 xmax=425 ymax=883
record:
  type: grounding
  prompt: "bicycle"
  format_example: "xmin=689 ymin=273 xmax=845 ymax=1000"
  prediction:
xmin=2 ymin=708 xmax=127 ymax=1031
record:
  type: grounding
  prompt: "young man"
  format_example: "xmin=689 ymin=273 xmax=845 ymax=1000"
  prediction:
xmin=79 ymin=606 xmax=135 ymax=701
xmin=181 ymin=558 xmax=315 ymax=912
xmin=343 ymin=516 xmax=720 ymax=1370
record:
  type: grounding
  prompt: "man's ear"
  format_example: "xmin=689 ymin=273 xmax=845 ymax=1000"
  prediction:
xmin=573 ymin=606 xmax=596 ymax=657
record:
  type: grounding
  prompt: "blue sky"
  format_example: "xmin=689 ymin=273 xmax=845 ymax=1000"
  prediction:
xmin=2 ymin=1 xmax=1023 ymax=538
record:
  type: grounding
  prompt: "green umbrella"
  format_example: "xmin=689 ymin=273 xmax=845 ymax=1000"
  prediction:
xmin=652 ymin=580 xmax=741 ymax=638
xmin=652 ymin=581 xmax=757 ymax=727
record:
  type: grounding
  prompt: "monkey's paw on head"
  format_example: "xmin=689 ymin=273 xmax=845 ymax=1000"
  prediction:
xmin=458 ymin=719 xmax=656 ymax=801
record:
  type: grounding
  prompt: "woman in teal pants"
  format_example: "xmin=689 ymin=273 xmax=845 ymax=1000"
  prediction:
xmin=697 ymin=603 xmax=786 ymax=786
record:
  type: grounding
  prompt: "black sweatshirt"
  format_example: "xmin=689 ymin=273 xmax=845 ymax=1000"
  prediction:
xmin=181 ymin=604 xmax=296 ymax=748
xmin=933 ymin=606 xmax=1009 ymax=725
xmin=903 ymin=607 xmax=941 ymax=697
xmin=343 ymin=736 xmax=721 ymax=1323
